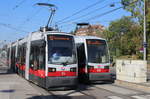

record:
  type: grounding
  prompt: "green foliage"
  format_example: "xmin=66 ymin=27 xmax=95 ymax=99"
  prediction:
xmin=104 ymin=16 xmax=143 ymax=59
xmin=120 ymin=0 xmax=150 ymax=60
xmin=121 ymin=0 xmax=144 ymax=24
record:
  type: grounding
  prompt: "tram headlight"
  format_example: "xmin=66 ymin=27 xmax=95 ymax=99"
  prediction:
xmin=48 ymin=68 xmax=56 ymax=72
xmin=70 ymin=67 xmax=76 ymax=72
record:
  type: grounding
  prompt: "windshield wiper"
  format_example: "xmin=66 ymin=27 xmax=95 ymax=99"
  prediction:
xmin=62 ymin=61 xmax=68 ymax=66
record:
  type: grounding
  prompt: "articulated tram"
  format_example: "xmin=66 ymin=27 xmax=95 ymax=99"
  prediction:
xmin=75 ymin=36 xmax=111 ymax=83
xmin=7 ymin=29 xmax=78 ymax=89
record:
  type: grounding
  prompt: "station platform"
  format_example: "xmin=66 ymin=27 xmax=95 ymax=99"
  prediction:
xmin=0 ymin=66 xmax=44 ymax=99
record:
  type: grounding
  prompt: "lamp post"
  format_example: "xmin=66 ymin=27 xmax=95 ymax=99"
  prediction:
xmin=143 ymin=0 xmax=147 ymax=60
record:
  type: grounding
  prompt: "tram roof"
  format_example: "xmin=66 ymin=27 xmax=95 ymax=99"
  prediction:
xmin=31 ymin=31 xmax=74 ymax=36
xmin=46 ymin=31 xmax=74 ymax=36
xmin=75 ymin=36 xmax=106 ymax=40
xmin=8 ymin=31 xmax=74 ymax=47
xmin=74 ymin=36 xmax=106 ymax=43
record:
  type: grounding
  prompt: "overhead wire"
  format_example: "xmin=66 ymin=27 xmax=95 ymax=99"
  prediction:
xmin=59 ymin=1 xmax=137 ymax=27
xmin=13 ymin=0 xmax=27 ymax=10
xmin=0 ymin=22 xmax=30 ymax=42
xmin=19 ymin=8 xmax=43 ymax=27
xmin=0 ymin=22 xmax=29 ymax=33
xmin=56 ymin=0 xmax=107 ymax=24
xmin=18 ymin=0 xmax=50 ymax=28
xmin=84 ymin=7 xmax=122 ymax=22
xmin=84 ymin=0 xmax=138 ymax=22
xmin=58 ymin=3 xmax=114 ymax=25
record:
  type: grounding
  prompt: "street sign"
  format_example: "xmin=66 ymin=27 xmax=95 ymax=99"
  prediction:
xmin=140 ymin=47 xmax=143 ymax=53
xmin=143 ymin=42 xmax=148 ymax=48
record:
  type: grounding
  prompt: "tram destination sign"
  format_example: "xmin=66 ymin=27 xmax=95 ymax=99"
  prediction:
xmin=48 ymin=35 xmax=71 ymax=41
xmin=87 ymin=39 xmax=105 ymax=45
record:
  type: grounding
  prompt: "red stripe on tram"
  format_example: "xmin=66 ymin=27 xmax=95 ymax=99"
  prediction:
xmin=29 ymin=69 xmax=46 ymax=78
xmin=48 ymin=71 xmax=76 ymax=77
xmin=16 ymin=63 xmax=19 ymax=67
xmin=19 ymin=65 xmax=25 ymax=71
xmin=88 ymin=68 xmax=109 ymax=73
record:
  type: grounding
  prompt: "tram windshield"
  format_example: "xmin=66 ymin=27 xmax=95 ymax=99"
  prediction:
xmin=86 ymin=39 xmax=109 ymax=63
xmin=47 ymin=35 xmax=76 ymax=65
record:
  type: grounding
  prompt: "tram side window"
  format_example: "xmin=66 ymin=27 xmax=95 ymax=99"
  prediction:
xmin=7 ymin=48 xmax=10 ymax=61
xmin=21 ymin=44 xmax=26 ymax=65
xmin=29 ymin=46 xmax=34 ymax=68
xmin=30 ymin=46 xmax=39 ymax=70
xmin=30 ymin=42 xmax=45 ymax=70
xmin=11 ymin=47 xmax=16 ymax=66
xmin=77 ymin=43 xmax=86 ymax=67
xmin=17 ymin=44 xmax=26 ymax=65
xmin=34 ymin=46 xmax=40 ymax=70
xmin=17 ymin=46 xmax=22 ymax=64
xmin=39 ymin=47 xmax=45 ymax=70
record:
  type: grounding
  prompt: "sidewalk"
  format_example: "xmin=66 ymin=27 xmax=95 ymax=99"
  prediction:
xmin=115 ymin=71 xmax=150 ymax=93
xmin=0 ymin=66 xmax=45 ymax=99
xmin=114 ymin=62 xmax=150 ymax=93
xmin=115 ymin=80 xmax=150 ymax=93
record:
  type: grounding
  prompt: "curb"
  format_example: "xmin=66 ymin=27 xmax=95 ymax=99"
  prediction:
xmin=115 ymin=80 xmax=150 ymax=93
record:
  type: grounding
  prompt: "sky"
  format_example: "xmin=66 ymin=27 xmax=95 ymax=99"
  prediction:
xmin=0 ymin=0 xmax=131 ymax=43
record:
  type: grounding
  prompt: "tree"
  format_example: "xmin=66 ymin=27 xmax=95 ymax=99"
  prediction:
xmin=121 ymin=0 xmax=150 ymax=60
xmin=104 ymin=16 xmax=143 ymax=59
xmin=121 ymin=0 xmax=144 ymax=24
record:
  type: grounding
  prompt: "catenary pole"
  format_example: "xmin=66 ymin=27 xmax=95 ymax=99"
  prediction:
xmin=143 ymin=0 xmax=147 ymax=60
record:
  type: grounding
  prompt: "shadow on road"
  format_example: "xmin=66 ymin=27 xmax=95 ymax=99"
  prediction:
xmin=28 ymin=95 xmax=91 ymax=99
xmin=27 ymin=80 xmax=115 ymax=99
xmin=0 ymin=89 xmax=15 ymax=93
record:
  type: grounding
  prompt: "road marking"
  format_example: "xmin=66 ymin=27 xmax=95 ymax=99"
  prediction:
xmin=131 ymin=95 xmax=150 ymax=99
xmin=131 ymin=96 xmax=146 ymax=99
xmin=51 ymin=90 xmax=84 ymax=96
xmin=94 ymin=84 xmax=139 ymax=95
xmin=68 ymin=92 xmax=84 ymax=96
xmin=107 ymin=96 xmax=123 ymax=99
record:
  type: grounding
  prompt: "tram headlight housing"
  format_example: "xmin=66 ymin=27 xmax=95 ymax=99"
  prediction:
xmin=88 ymin=66 xmax=94 ymax=69
xmin=70 ymin=67 xmax=76 ymax=72
xmin=104 ymin=66 xmax=109 ymax=69
xmin=48 ymin=68 xmax=56 ymax=72
xmin=88 ymin=66 xmax=94 ymax=72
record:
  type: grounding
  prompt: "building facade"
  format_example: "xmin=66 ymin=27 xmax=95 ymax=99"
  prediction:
xmin=75 ymin=24 xmax=105 ymax=37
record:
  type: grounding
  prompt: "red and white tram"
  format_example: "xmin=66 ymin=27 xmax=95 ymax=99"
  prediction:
xmin=75 ymin=36 xmax=111 ymax=83
xmin=7 ymin=29 xmax=78 ymax=89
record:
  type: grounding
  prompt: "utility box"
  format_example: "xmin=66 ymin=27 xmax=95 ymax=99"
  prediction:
xmin=116 ymin=60 xmax=147 ymax=83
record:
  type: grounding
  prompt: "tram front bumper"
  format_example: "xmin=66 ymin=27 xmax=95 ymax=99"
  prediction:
xmin=46 ymin=76 xmax=78 ymax=89
xmin=89 ymin=73 xmax=112 ymax=81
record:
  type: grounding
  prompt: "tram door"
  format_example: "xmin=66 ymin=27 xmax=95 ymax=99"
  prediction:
xmin=30 ymin=44 xmax=39 ymax=84
xmin=17 ymin=44 xmax=26 ymax=77
xmin=29 ymin=40 xmax=45 ymax=87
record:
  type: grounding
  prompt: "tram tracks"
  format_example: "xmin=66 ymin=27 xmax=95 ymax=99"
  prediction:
xmin=30 ymin=79 xmax=135 ymax=99
xmin=29 ymin=81 xmax=97 ymax=99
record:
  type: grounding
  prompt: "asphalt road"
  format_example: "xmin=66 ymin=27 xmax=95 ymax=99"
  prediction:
xmin=1 ymin=59 xmax=150 ymax=99
xmin=30 ymin=81 xmax=150 ymax=99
